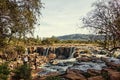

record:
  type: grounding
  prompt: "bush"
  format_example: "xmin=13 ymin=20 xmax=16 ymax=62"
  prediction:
xmin=99 ymin=51 xmax=107 ymax=55
xmin=4 ymin=46 xmax=17 ymax=61
xmin=15 ymin=45 xmax=25 ymax=55
xmin=101 ymin=70 xmax=109 ymax=80
xmin=41 ymin=38 xmax=54 ymax=45
xmin=116 ymin=67 xmax=120 ymax=72
xmin=81 ymin=72 xmax=91 ymax=78
xmin=0 ymin=62 xmax=10 ymax=80
xmin=13 ymin=64 xmax=32 ymax=80
xmin=83 ymin=49 xmax=91 ymax=54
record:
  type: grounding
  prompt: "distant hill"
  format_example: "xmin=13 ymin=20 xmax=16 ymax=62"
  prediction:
xmin=57 ymin=34 xmax=105 ymax=41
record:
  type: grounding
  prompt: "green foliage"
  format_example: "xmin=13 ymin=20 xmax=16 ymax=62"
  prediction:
xmin=82 ymin=0 xmax=120 ymax=48
xmin=101 ymin=71 xmax=109 ymax=80
xmin=0 ymin=0 xmax=42 ymax=47
xmin=27 ymin=37 xmax=42 ymax=45
xmin=3 ymin=46 xmax=17 ymax=61
xmin=116 ymin=67 xmax=120 ymax=72
xmin=45 ymin=76 xmax=61 ymax=80
xmin=81 ymin=72 xmax=91 ymax=78
xmin=14 ymin=45 xmax=25 ymax=55
xmin=13 ymin=64 xmax=32 ymax=80
xmin=99 ymin=51 xmax=107 ymax=55
xmin=0 ymin=62 xmax=10 ymax=80
xmin=42 ymin=37 xmax=60 ymax=45
xmin=0 ymin=39 xmax=8 ymax=50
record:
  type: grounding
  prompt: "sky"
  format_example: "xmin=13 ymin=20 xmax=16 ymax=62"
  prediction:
xmin=34 ymin=0 xmax=96 ymax=38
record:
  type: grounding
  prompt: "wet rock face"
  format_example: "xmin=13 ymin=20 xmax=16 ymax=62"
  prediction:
xmin=34 ymin=46 xmax=76 ymax=59
xmin=35 ymin=47 xmax=45 ymax=55
xmin=55 ymin=47 xmax=71 ymax=59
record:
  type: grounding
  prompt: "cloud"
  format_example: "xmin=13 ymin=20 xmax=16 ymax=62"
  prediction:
xmin=35 ymin=0 xmax=96 ymax=37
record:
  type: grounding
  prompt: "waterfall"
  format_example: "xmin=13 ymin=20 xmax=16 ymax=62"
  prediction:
xmin=69 ymin=47 xmax=73 ymax=57
xmin=54 ymin=47 xmax=56 ymax=54
xmin=43 ymin=47 xmax=50 ymax=56
xmin=46 ymin=47 xmax=50 ymax=56
xmin=43 ymin=48 xmax=46 ymax=56
xmin=69 ymin=47 xmax=76 ymax=58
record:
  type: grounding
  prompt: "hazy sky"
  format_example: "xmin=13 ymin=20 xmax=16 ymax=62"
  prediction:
xmin=34 ymin=0 xmax=96 ymax=38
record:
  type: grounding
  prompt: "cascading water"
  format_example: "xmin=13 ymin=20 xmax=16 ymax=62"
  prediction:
xmin=37 ymin=46 xmax=110 ymax=77
xmin=43 ymin=48 xmax=46 ymax=56
xmin=69 ymin=47 xmax=76 ymax=58
xmin=69 ymin=47 xmax=73 ymax=57
xmin=45 ymin=47 xmax=50 ymax=56
xmin=43 ymin=47 xmax=50 ymax=56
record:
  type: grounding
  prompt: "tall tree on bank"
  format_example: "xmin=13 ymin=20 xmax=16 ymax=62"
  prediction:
xmin=82 ymin=0 xmax=120 ymax=49
xmin=0 ymin=0 xmax=42 ymax=46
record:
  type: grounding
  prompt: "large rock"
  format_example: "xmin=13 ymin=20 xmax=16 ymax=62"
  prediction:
xmin=106 ymin=62 xmax=120 ymax=69
xmin=48 ymin=53 xmax=56 ymax=60
xmin=55 ymin=47 xmax=75 ymax=59
xmin=87 ymin=69 xmax=101 ymax=76
xmin=108 ymin=70 xmax=120 ymax=80
xmin=102 ymin=68 xmax=120 ymax=80
xmin=77 ymin=57 xmax=92 ymax=62
xmin=73 ymin=52 xmax=79 ymax=58
xmin=88 ymin=76 xmax=105 ymax=80
xmin=64 ymin=69 xmax=86 ymax=80
xmin=35 ymin=47 xmax=45 ymax=55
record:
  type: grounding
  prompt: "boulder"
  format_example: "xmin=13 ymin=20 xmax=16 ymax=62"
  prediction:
xmin=48 ymin=53 xmax=56 ymax=60
xmin=77 ymin=57 xmax=91 ymax=62
xmin=109 ymin=70 xmax=120 ymax=80
xmin=73 ymin=52 xmax=79 ymax=58
xmin=102 ymin=68 xmax=120 ymax=80
xmin=64 ymin=69 xmax=86 ymax=80
xmin=106 ymin=62 xmax=120 ymax=69
xmin=87 ymin=69 xmax=101 ymax=76
xmin=88 ymin=76 xmax=105 ymax=80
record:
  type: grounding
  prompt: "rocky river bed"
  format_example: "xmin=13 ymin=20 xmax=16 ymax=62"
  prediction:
xmin=36 ymin=55 xmax=120 ymax=80
xmin=26 ymin=45 xmax=120 ymax=80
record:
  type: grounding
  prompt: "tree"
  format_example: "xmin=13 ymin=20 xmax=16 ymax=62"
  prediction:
xmin=0 ymin=0 xmax=42 ymax=46
xmin=13 ymin=64 xmax=32 ymax=80
xmin=82 ymin=0 xmax=120 ymax=49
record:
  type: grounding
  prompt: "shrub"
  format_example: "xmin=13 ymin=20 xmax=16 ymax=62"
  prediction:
xmin=99 ymin=51 xmax=107 ymax=55
xmin=0 ymin=62 xmax=10 ymax=80
xmin=83 ymin=49 xmax=91 ymax=54
xmin=13 ymin=64 xmax=32 ymax=80
xmin=3 ymin=46 xmax=17 ymax=61
xmin=116 ymin=67 xmax=120 ymax=72
xmin=41 ymin=38 xmax=54 ymax=45
xmin=15 ymin=45 xmax=25 ymax=55
xmin=81 ymin=72 xmax=91 ymax=78
xmin=101 ymin=70 xmax=109 ymax=80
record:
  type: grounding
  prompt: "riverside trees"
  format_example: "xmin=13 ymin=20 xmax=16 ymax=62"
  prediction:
xmin=82 ymin=0 xmax=120 ymax=49
xmin=0 ymin=0 xmax=42 ymax=47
